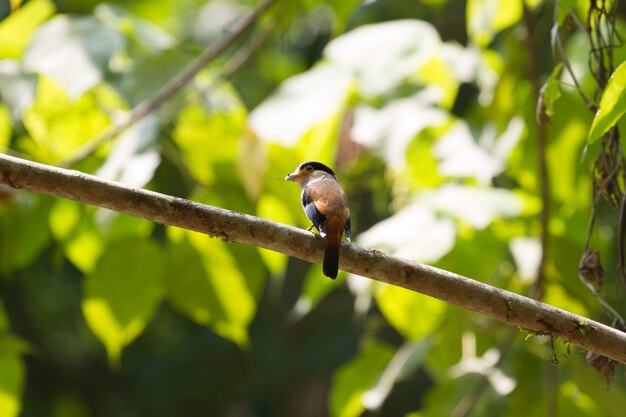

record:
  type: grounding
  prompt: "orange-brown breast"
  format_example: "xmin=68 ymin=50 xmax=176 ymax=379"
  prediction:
xmin=306 ymin=178 xmax=350 ymax=242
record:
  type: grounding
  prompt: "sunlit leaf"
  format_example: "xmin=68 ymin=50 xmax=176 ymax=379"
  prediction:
xmin=190 ymin=0 xmax=249 ymax=43
xmin=165 ymin=228 xmax=256 ymax=347
xmin=357 ymin=202 xmax=456 ymax=263
xmin=173 ymin=94 xmax=247 ymax=184
xmin=543 ymin=280 xmax=589 ymax=317
xmin=571 ymin=356 xmax=626 ymax=417
xmin=96 ymin=113 xmax=160 ymax=187
xmin=434 ymin=118 xmax=524 ymax=184
xmin=0 ymin=0 xmax=55 ymax=59
xmin=50 ymin=200 xmax=153 ymax=274
xmin=538 ymin=63 xmax=562 ymax=124
xmin=296 ymin=109 xmax=343 ymax=164
xmin=118 ymin=47 xmax=192 ymax=105
xmin=417 ymin=57 xmax=459 ymax=109
xmin=420 ymin=184 xmax=523 ymax=229
xmin=325 ymin=0 xmax=361 ymax=32
xmin=588 ymin=61 xmax=626 ymax=144
xmin=325 ymin=20 xmax=440 ymax=97
xmin=557 ymin=0 xmax=577 ymax=25
xmin=0 ymin=103 xmax=10 ymax=149
xmin=0 ymin=196 xmax=51 ymax=274
xmin=249 ymin=63 xmax=351 ymax=145
xmin=509 ymin=237 xmax=541 ymax=281
xmin=21 ymin=78 xmax=117 ymax=163
xmin=24 ymin=15 xmax=124 ymax=98
xmin=255 ymin=193 xmax=293 ymax=274
xmin=467 ymin=0 xmax=523 ymax=47
xmin=331 ymin=340 xmax=394 ymax=417
xmin=0 ymin=60 xmax=36 ymax=119
xmin=0 ymin=340 xmax=25 ymax=417
xmin=50 ymin=200 xmax=103 ymax=273
xmin=94 ymin=3 xmax=175 ymax=54
xmin=351 ymin=93 xmax=448 ymax=169
xmin=82 ymin=239 xmax=164 ymax=365
xmin=377 ymin=285 xmax=447 ymax=340
xmin=64 ymin=227 xmax=103 ymax=274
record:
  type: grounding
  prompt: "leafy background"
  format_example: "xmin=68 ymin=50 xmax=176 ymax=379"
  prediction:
xmin=1 ymin=0 xmax=626 ymax=416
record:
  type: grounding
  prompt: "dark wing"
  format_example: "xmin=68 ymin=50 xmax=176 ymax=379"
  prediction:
xmin=303 ymin=178 xmax=350 ymax=239
xmin=345 ymin=216 xmax=351 ymax=242
xmin=302 ymin=188 xmax=327 ymax=234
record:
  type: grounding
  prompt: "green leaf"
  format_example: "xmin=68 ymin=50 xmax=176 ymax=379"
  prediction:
xmin=0 ymin=300 xmax=25 ymax=417
xmin=325 ymin=20 xmax=440 ymax=97
xmin=0 ymin=0 xmax=55 ymax=59
xmin=255 ymin=193 xmax=293 ymax=274
xmin=538 ymin=62 xmax=563 ymax=122
xmin=0 ymin=102 xmax=10 ymax=149
xmin=588 ymin=61 xmax=626 ymax=144
xmin=571 ymin=357 xmax=626 ymax=417
xmin=173 ymin=94 xmax=247 ymax=185
xmin=94 ymin=3 xmax=175 ymax=54
xmin=418 ymin=57 xmax=459 ymax=109
xmin=467 ymin=0 xmax=522 ymax=47
xmin=324 ymin=0 xmax=361 ymax=32
xmin=50 ymin=201 xmax=153 ymax=274
xmin=331 ymin=340 xmax=395 ymax=417
xmin=96 ymin=113 xmax=160 ymax=187
xmin=376 ymin=285 xmax=446 ymax=340
xmin=23 ymin=15 xmax=124 ymax=97
xmin=164 ymin=228 xmax=256 ymax=347
xmin=420 ymin=184 xmax=523 ymax=229
xmin=0 ymin=340 xmax=25 ymax=417
xmin=0 ymin=196 xmax=51 ymax=274
xmin=557 ymin=0 xmax=577 ymax=25
xmin=21 ymin=78 xmax=116 ymax=163
xmin=82 ymin=239 xmax=164 ymax=365
xmin=357 ymin=201 xmax=455 ymax=263
xmin=50 ymin=200 xmax=105 ymax=274
xmin=118 ymin=47 xmax=192 ymax=105
xmin=0 ymin=60 xmax=37 ymax=118
xmin=248 ymin=63 xmax=351 ymax=145
xmin=351 ymin=96 xmax=448 ymax=170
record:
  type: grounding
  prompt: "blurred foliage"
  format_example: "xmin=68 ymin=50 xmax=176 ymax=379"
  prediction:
xmin=1 ymin=0 xmax=626 ymax=416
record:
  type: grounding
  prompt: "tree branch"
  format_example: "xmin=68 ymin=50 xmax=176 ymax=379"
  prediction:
xmin=2 ymin=153 xmax=626 ymax=364
xmin=58 ymin=0 xmax=276 ymax=168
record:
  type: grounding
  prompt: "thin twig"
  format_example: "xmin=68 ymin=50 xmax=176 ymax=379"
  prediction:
xmin=160 ymin=23 xmax=273 ymax=124
xmin=454 ymin=5 xmax=555 ymax=414
xmin=619 ymin=182 xmax=626 ymax=296
xmin=554 ymin=34 xmax=596 ymax=112
xmin=554 ymin=5 xmax=596 ymax=112
xmin=2 ymin=153 xmax=626 ymax=363
xmin=524 ymin=2 xmax=550 ymax=301
xmin=58 ymin=0 xmax=277 ymax=168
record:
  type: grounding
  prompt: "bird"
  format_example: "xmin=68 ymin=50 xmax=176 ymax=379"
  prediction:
xmin=285 ymin=161 xmax=351 ymax=279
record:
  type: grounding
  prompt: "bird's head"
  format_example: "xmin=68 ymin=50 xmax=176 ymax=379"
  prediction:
xmin=285 ymin=161 xmax=336 ymax=187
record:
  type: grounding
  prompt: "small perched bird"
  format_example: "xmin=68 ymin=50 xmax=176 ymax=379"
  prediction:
xmin=285 ymin=161 xmax=351 ymax=279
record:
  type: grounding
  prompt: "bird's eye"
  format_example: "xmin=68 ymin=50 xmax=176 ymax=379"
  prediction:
xmin=304 ymin=165 xmax=313 ymax=172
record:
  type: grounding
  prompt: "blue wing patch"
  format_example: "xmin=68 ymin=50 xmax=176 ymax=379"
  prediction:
xmin=302 ymin=189 xmax=327 ymax=236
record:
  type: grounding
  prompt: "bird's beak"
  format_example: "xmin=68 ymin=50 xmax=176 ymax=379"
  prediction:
xmin=285 ymin=171 xmax=298 ymax=181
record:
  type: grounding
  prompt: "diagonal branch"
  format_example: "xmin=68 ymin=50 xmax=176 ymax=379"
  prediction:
xmin=58 ymin=0 xmax=276 ymax=168
xmin=2 ymin=153 xmax=626 ymax=364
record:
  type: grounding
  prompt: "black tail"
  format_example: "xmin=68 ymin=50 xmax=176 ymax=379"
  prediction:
xmin=323 ymin=247 xmax=339 ymax=279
